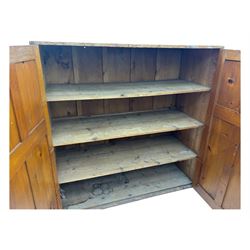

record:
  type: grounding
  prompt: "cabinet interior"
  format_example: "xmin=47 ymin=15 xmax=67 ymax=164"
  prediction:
xmin=39 ymin=45 xmax=220 ymax=208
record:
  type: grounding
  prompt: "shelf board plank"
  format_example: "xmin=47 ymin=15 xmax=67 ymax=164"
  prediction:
xmin=30 ymin=41 xmax=223 ymax=49
xmin=57 ymin=135 xmax=196 ymax=184
xmin=46 ymin=80 xmax=210 ymax=102
xmin=52 ymin=110 xmax=203 ymax=147
xmin=61 ymin=163 xmax=192 ymax=209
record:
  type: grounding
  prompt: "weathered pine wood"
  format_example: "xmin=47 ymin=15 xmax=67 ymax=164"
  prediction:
xmin=222 ymin=148 xmax=240 ymax=209
xmin=10 ymin=163 xmax=35 ymax=209
xmin=102 ymin=47 xmax=131 ymax=113
xmin=155 ymin=49 xmax=181 ymax=80
xmin=10 ymin=46 xmax=35 ymax=64
xmin=72 ymin=47 xmax=103 ymax=83
xmin=56 ymin=135 xmax=196 ymax=184
xmin=39 ymin=46 xmax=74 ymax=84
xmin=199 ymin=118 xmax=240 ymax=200
xmin=130 ymin=48 xmax=156 ymax=111
xmin=176 ymin=49 xmax=220 ymax=180
xmin=61 ymin=164 xmax=192 ymax=209
xmin=31 ymin=41 xmax=223 ymax=49
xmin=10 ymin=46 xmax=61 ymax=209
xmin=217 ymin=60 xmax=240 ymax=112
xmin=46 ymin=80 xmax=210 ymax=102
xmin=41 ymin=46 xmax=182 ymax=118
xmin=52 ymin=110 xmax=203 ymax=147
xmin=198 ymin=50 xmax=241 ymax=209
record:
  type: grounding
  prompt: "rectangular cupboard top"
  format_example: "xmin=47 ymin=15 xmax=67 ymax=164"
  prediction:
xmin=30 ymin=41 xmax=223 ymax=49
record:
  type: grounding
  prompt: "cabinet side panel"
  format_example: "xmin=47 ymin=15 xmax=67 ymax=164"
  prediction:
xmin=175 ymin=49 xmax=220 ymax=181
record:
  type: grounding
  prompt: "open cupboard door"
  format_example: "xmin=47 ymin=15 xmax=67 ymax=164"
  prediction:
xmin=195 ymin=50 xmax=240 ymax=209
xmin=10 ymin=46 xmax=62 ymax=208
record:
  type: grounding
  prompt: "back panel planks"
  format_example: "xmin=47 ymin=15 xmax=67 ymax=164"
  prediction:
xmin=40 ymin=46 xmax=74 ymax=84
xmin=155 ymin=49 xmax=181 ymax=80
xmin=52 ymin=109 xmax=203 ymax=147
xmin=56 ymin=135 xmax=196 ymax=184
xmin=41 ymin=46 xmax=184 ymax=118
xmin=72 ymin=46 xmax=103 ymax=83
xmin=102 ymin=47 xmax=131 ymax=113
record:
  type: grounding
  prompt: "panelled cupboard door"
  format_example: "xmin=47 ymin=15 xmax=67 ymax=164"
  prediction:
xmin=198 ymin=50 xmax=240 ymax=209
xmin=10 ymin=46 xmax=62 ymax=209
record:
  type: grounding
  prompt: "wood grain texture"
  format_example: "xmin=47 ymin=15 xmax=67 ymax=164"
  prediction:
xmin=10 ymin=163 xmax=35 ymax=209
xmin=30 ymin=41 xmax=223 ymax=49
xmin=199 ymin=117 xmax=240 ymax=199
xmin=130 ymin=48 xmax=157 ymax=110
xmin=10 ymin=97 xmax=21 ymax=152
xmin=10 ymin=62 xmax=44 ymax=140
xmin=224 ymin=50 xmax=240 ymax=61
xmin=179 ymin=49 xmax=219 ymax=86
xmin=10 ymin=46 xmax=35 ymax=63
xmin=34 ymin=46 xmax=63 ymax=208
xmin=26 ymin=136 xmax=58 ymax=209
xmin=61 ymin=164 xmax=192 ymax=209
xmin=153 ymin=95 xmax=176 ymax=110
xmin=217 ymin=60 xmax=240 ymax=112
xmin=222 ymin=148 xmax=240 ymax=209
xmin=155 ymin=49 xmax=181 ymax=80
xmin=56 ymin=135 xmax=196 ymax=184
xmin=10 ymin=46 xmax=61 ymax=209
xmin=52 ymin=110 xmax=203 ymax=146
xmin=131 ymin=48 xmax=156 ymax=81
xmin=77 ymin=100 xmax=105 ymax=116
xmin=176 ymin=49 xmax=220 ymax=180
xmin=214 ymin=104 xmax=240 ymax=127
xmin=198 ymin=50 xmax=241 ymax=209
xmin=40 ymin=46 xmax=74 ymax=84
xmin=10 ymin=121 xmax=46 ymax=179
xmin=103 ymin=47 xmax=130 ymax=82
xmin=102 ymin=47 xmax=131 ymax=113
xmin=104 ymin=98 xmax=130 ymax=114
xmin=49 ymin=101 xmax=77 ymax=118
xmin=72 ymin=46 xmax=103 ymax=83
xmin=46 ymin=80 xmax=210 ymax=101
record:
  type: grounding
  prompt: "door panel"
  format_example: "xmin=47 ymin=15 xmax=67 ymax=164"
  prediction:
xmin=200 ymin=117 xmax=239 ymax=199
xmin=197 ymin=50 xmax=240 ymax=209
xmin=10 ymin=163 xmax=35 ymax=209
xmin=10 ymin=98 xmax=21 ymax=151
xmin=222 ymin=148 xmax=240 ymax=209
xmin=26 ymin=136 xmax=58 ymax=208
xmin=10 ymin=46 xmax=61 ymax=209
xmin=217 ymin=61 xmax=240 ymax=111
xmin=11 ymin=61 xmax=43 ymax=139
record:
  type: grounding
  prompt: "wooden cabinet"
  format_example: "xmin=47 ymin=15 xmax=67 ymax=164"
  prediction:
xmin=9 ymin=42 xmax=240 ymax=209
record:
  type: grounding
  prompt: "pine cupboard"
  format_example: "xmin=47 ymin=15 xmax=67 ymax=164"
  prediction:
xmin=9 ymin=42 xmax=240 ymax=209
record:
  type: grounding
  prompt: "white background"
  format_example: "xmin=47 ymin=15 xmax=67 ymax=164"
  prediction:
xmin=1 ymin=0 xmax=250 ymax=249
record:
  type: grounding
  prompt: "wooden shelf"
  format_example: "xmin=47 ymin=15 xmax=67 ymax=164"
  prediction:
xmin=46 ymin=80 xmax=210 ymax=102
xmin=52 ymin=110 xmax=203 ymax=146
xmin=61 ymin=163 xmax=192 ymax=209
xmin=56 ymin=135 xmax=196 ymax=184
xmin=30 ymin=41 xmax=223 ymax=49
